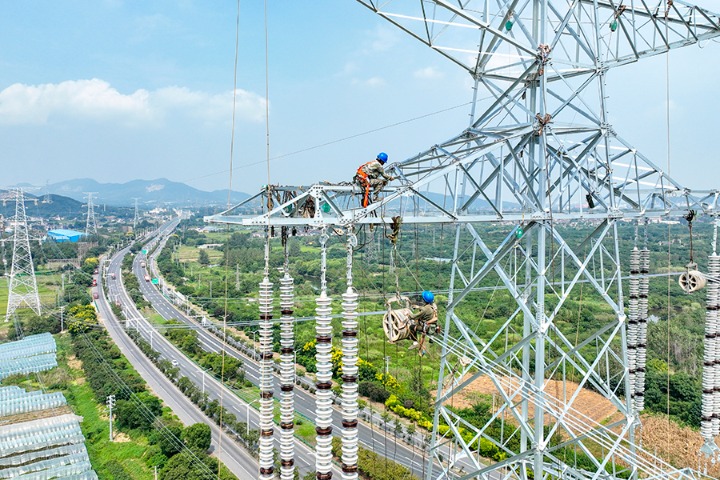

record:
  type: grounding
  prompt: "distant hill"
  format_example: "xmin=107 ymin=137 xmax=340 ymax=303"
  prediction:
xmin=0 ymin=191 xmax=87 ymax=219
xmin=44 ymin=178 xmax=249 ymax=207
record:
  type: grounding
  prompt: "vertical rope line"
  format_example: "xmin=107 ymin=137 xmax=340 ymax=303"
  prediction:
xmin=226 ymin=0 xmax=241 ymax=207
xmin=664 ymin=10 xmax=672 ymax=456
xmin=264 ymin=0 xmax=271 ymax=186
xmin=217 ymin=1 xmax=241 ymax=468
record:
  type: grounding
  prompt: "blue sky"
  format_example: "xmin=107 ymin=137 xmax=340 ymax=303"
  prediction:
xmin=0 ymin=1 xmax=718 ymax=194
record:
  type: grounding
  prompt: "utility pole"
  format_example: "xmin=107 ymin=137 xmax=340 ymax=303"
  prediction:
xmin=107 ymin=395 xmax=115 ymax=442
xmin=384 ymin=356 xmax=391 ymax=376
xmin=60 ymin=306 xmax=65 ymax=333
xmin=235 ymin=263 xmax=240 ymax=290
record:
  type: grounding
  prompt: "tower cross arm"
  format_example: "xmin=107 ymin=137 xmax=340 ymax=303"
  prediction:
xmin=354 ymin=0 xmax=720 ymax=81
xmin=576 ymin=0 xmax=720 ymax=70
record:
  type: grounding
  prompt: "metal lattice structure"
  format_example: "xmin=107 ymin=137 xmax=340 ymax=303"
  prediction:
xmin=208 ymin=1 xmax=720 ymax=478
xmin=5 ymin=188 xmax=41 ymax=322
xmin=84 ymin=192 xmax=98 ymax=238
xmin=132 ymin=198 xmax=140 ymax=232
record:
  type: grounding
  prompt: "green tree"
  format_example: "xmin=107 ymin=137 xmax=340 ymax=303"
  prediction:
xmin=183 ymin=423 xmax=212 ymax=452
xmin=161 ymin=451 xmax=219 ymax=480
xmin=115 ymin=392 xmax=162 ymax=431
xmin=150 ymin=421 xmax=185 ymax=457
xmin=198 ymin=249 xmax=210 ymax=266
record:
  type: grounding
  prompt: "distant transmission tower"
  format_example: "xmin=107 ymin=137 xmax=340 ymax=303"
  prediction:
xmin=42 ymin=180 xmax=52 ymax=204
xmin=5 ymin=188 xmax=41 ymax=322
xmin=132 ymin=197 xmax=140 ymax=231
xmin=84 ymin=192 xmax=98 ymax=237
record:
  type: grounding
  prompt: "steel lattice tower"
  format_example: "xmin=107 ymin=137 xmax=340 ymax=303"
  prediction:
xmin=132 ymin=197 xmax=140 ymax=232
xmin=84 ymin=192 xmax=98 ymax=237
xmin=5 ymin=188 xmax=41 ymax=322
xmin=208 ymin=1 xmax=720 ymax=478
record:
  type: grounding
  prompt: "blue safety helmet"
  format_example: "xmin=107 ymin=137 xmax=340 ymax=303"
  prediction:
xmin=422 ymin=290 xmax=434 ymax=303
xmin=376 ymin=152 xmax=388 ymax=164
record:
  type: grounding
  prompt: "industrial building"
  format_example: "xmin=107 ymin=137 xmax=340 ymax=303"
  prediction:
xmin=46 ymin=229 xmax=84 ymax=243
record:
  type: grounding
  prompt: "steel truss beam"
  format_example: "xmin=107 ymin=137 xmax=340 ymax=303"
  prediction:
xmin=206 ymin=1 xmax=720 ymax=478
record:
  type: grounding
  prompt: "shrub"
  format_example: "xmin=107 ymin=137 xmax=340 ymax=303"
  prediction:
xmin=359 ymin=381 xmax=390 ymax=404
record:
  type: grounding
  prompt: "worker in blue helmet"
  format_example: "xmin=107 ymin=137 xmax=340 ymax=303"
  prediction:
xmin=354 ymin=152 xmax=395 ymax=207
xmin=408 ymin=290 xmax=439 ymax=354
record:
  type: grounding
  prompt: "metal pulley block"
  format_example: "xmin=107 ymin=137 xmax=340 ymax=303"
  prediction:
xmin=679 ymin=262 xmax=707 ymax=293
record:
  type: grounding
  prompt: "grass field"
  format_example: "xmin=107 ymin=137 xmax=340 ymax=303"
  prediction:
xmin=0 ymin=271 xmax=63 ymax=317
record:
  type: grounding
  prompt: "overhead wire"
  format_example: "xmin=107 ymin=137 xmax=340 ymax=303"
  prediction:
xmin=216 ymin=0 xmax=242 ymax=468
xmin=182 ymin=99 xmax=478 ymax=186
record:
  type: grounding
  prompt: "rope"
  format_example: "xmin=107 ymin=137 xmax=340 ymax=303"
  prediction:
xmin=217 ymin=2 xmax=242 ymax=466
xmin=665 ymin=13 xmax=672 ymax=458
xmin=263 ymin=0 xmax=271 ymax=187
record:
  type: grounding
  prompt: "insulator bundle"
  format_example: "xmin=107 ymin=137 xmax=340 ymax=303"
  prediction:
xmin=635 ymin=248 xmax=650 ymax=412
xmin=708 ymin=254 xmax=720 ymax=440
xmin=258 ymin=276 xmax=275 ymax=479
xmin=279 ymin=270 xmax=296 ymax=480
xmin=627 ymin=248 xmax=640 ymax=411
xmin=340 ymin=233 xmax=359 ymax=480
xmin=315 ymin=232 xmax=333 ymax=479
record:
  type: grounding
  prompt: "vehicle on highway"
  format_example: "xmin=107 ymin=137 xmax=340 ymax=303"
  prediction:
xmin=93 ymin=291 xmax=99 ymax=300
xmin=141 ymin=261 xmax=146 ymax=268
xmin=92 ymin=278 xmax=97 ymax=287
xmin=171 ymin=360 xmax=179 ymax=367
xmin=111 ymin=272 xmax=116 ymax=279
xmin=144 ymin=275 xmax=150 ymax=282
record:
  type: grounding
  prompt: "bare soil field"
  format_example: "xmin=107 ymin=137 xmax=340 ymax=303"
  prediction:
xmin=446 ymin=375 xmax=720 ymax=475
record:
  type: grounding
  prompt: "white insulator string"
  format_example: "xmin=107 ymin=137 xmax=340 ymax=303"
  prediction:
xmin=340 ymin=228 xmax=359 ymax=480
xmin=628 ymin=247 xmax=641 ymax=412
xmin=636 ymin=247 xmax=650 ymax=412
xmin=315 ymin=228 xmax=333 ymax=479
xmin=258 ymin=229 xmax=275 ymax=479
xmin=279 ymin=236 xmax=296 ymax=480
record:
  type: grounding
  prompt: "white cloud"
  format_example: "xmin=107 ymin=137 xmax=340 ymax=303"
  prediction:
xmin=352 ymin=77 xmax=386 ymax=88
xmin=152 ymin=86 xmax=267 ymax=124
xmin=368 ymin=25 xmax=399 ymax=53
xmin=414 ymin=67 xmax=443 ymax=80
xmin=0 ymin=79 xmax=266 ymax=126
xmin=0 ymin=79 xmax=150 ymax=125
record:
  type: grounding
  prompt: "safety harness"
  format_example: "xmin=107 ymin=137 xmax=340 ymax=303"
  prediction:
xmin=355 ymin=160 xmax=376 ymax=207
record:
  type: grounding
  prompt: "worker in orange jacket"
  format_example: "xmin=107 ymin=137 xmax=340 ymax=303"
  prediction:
xmin=354 ymin=152 xmax=395 ymax=207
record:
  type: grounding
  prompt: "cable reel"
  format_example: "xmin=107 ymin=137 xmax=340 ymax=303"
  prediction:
xmin=382 ymin=294 xmax=414 ymax=343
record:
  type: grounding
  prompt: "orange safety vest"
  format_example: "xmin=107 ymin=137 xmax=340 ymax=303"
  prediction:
xmin=355 ymin=161 xmax=375 ymax=182
xmin=355 ymin=161 xmax=376 ymax=207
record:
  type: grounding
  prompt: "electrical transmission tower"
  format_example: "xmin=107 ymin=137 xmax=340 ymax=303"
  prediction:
xmin=132 ymin=197 xmax=140 ymax=231
xmin=84 ymin=192 xmax=99 ymax=237
xmin=6 ymin=188 xmax=41 ymax=322
xmin=209 ymin=1 xmax=720 ymax=479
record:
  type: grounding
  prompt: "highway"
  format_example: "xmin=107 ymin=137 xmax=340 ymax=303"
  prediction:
xmin=127 ymin=220 xmax=437 ymax=479
xmin=96 ymin=244 xmax=258 ymax=479
xmin=103 ymin=224 xmax=327 ymax=478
